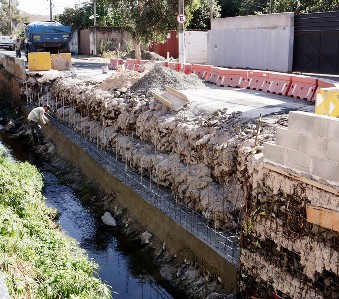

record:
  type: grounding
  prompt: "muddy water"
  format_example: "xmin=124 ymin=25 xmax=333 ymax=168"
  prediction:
xmin=0 ymin=126 xmax=185 ymax=299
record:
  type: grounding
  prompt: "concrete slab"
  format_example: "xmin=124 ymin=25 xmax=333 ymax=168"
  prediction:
xmin=180 ymin=85 xmax=314 ymax=120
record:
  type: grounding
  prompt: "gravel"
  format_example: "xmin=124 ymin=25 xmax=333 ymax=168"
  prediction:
xmin=123 ymin=50 xmax=165 ymax=61
xmin=130 ymin=66 xmax=206 ymax=95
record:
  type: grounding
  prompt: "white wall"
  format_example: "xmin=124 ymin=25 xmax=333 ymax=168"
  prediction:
xmin=70 ymin=30 xmax=79 ymax=55
xmin=208 ymin=13 xmax=294 ymax=72
xmin=185 ymin=31 xmax=208 ymax=64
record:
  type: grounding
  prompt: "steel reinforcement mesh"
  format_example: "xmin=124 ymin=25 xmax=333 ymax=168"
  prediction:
xmin=239 ymin=181 xmax=339 ymax=299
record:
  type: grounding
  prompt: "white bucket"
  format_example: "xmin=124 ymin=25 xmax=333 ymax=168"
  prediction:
xmin=70 ymin=67 xmax=77 ymax=77
xmin=102 ymin=65 xmax=109 ymax=73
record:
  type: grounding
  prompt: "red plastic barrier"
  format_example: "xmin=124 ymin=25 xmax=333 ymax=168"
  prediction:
xmin=216 ymin=69 xmax=248 ymax=88
xmin=182 ymin=63 xmax=192 ymax=74
xmin=265 ymin=72 xmax=292 ymax=95
xmin=287 ymin=75 xmax=318 ymax=102
xmin=167 ymin=62 xmax=182 ymax=72
xmin=137 ymin=60 xmax=150 ymax=72
xmin=206 ymin=67 xmax=222 ymax=84
xmin=317 ymin=79 xmax=336 ymax=89
xmin=191 ymin=64 xmax=212 ymax=80
xmin=246 ymin=71 xmax=269 ymax=91
xmin=126 ymin=59 xmax=140 ymax=70
xmin=109 ymin=58 xmax=123 ymax=70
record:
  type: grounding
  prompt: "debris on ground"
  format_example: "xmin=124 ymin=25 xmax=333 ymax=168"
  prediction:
xmin=122 ymin=50 xmax=165 ymax=61
xmin=130 ymin=66 xmax=206 ymax=95
xmin=97 ymin=70 xmax=145 ymax=91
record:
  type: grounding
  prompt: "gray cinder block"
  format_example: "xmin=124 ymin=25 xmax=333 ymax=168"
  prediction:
xmin=263 ymin=142 xmax=286 ymax=165
xmin=285 ymin=148 xmax=311 ymax=173
xmin=275 ymin=127 xmax=301 ymax=150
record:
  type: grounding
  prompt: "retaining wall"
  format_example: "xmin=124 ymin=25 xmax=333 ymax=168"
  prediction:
xmin=240 ymin=111 xmax=339 ymax=298
xmin=21 ymin=105 xmax=237 ymax=291
xmin=208 ymin=13 xmax=294 ymax=72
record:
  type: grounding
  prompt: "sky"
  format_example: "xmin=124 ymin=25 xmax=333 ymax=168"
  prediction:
xmin=18 ymin=0 xmax=86 ymax=16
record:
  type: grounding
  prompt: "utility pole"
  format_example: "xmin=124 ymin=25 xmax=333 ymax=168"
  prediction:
xmin=269 ymin=0 xmax=272 ymax=13
xmin=8 ymin=0 xmax=12 ymax=35
xmin=48 ymin=0 xmax=53 ymax=20
xmin=93 ymin=0 xmax=97 ymax=55
xmin=209 ymin=0 xmax=213 ymax=29
xmin=178 ymin=0 xmax=185 ymax=64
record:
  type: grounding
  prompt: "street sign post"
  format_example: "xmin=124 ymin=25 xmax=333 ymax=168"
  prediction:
xmin=177 ymin=14 xmax=186 ymax=23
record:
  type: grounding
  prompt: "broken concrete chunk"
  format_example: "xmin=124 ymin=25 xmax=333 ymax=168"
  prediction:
xmin=141 ymin=231 xmax=152 ymax=244
xmin=101 ymin=211 xmax=117 ymax=226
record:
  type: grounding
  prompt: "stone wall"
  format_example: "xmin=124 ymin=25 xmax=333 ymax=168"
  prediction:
xmin=240 ymin=111 xmax=339 ymax=298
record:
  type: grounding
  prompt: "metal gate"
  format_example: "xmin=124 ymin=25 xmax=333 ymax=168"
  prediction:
xmin=293 ymin=12 xmax=339 ymax=75
xmin=79 ymin=29 xmax=90 ymax=55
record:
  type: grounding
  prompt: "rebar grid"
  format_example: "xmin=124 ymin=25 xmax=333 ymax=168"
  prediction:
xmin=239 ymin=185 xmax=339 ymax=299
xmin=25 ymin=94 xmax=240 ymax=266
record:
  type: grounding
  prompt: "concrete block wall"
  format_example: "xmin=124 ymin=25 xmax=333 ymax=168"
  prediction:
xmin=263 ymin=111 xmax=339 ymax=184
xmin=207 ymin=12 xmax=294 ymax=72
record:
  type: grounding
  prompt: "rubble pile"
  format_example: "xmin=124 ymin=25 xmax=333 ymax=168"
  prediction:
xmin=50 ymin=73 xmax=271 ymax=231
xmin=130 ymin=66 xmax=206 ymax=95
xmin=123 ymin=50 xmax=165 ymax=61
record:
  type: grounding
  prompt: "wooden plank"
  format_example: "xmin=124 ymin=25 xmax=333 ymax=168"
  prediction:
xmin=263 ymin=163 xmax=339 ymax=196
xmin=164 ymin=85 xmax=190 ymax=103
xmin=151 ymin=92 xmax=174 ymax=110
xmin=306 ymin=205 xmax=339 ymax=232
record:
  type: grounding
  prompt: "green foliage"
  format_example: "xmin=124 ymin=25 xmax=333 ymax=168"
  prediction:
xmin=0 ymin=152 xmax=111 ymax=299
xmin=186 ymin=0 xmax=221 ymax=30
xmin=0 ymin=0 xmax=28 ymax=36
xmin=262 ymin=0 xmax=339 ymax=13
xmin=56 ymin=0 xmax=119 ymax=30
xmin=218 ymin=0 xmax=339 ymax=16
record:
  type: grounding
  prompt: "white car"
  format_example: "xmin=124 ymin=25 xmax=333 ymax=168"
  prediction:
xmin=0 ymin=36 xmax=15 ymax=50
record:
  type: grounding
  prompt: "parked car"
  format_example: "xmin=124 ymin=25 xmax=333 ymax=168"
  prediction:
xmin=0 ymin=36 xmax=15 ymax=50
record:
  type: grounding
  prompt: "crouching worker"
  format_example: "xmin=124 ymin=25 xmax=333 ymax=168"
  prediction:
xmin=27 ymin=104 xmax=51 ymax=145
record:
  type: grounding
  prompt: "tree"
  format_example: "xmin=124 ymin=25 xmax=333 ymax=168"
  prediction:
xmin=262 ymin=0 xmax=339 ymax=13
xmin=56 ymin=1 xmax=119 ymax=30
xmin=0 ymin=0 xmax=27 ymax=36
xmin=187 ymin=0 xmax=221 ymax=30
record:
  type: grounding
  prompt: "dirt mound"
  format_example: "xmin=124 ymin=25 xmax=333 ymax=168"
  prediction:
xmin=123 ymin=50 xmax=165 ymax=61
xmin=130 ymin=66 xmax=206 ymax=95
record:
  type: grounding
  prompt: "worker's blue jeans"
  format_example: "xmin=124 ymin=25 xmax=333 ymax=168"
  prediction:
xmin=29 ymin=120 xmax=43 ymax=144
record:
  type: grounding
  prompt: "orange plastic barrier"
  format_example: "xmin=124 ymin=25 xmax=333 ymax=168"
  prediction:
xmin=317 ymin=79 xmax=336 ymax=89
xmin=182 ymin=63 xmax=192 ymax=74
xmin=168 ymin=62 xmax=182 ymax=72
xmin=206 ymin=67 xmax=222 ymax=84
xmin=126 ymin=59 xmax=140 ymax=70
xmin=287 ymin=75 xmax=317 ymax=102
xmin=216 ymin=69 xmax=248 ymax=88
xmin=191 ymin=64 xmax=212 ymax=80
xmin=109 ymin=58 xmax=124 ymax=70
xmin=246 ymin=71 xmax=269 ymax=91
xmin=265 ymin=72 xmax=292 ymax=95
xmin=137 ymin=60 xmax=150 ymax=72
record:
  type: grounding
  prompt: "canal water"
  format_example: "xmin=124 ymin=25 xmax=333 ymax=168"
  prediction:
xmin=0 ymin=121 xmax=185 ymax=299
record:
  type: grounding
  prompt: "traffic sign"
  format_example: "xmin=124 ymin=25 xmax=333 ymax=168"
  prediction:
xmin=177 ymin=14 xmax=186 ymax=23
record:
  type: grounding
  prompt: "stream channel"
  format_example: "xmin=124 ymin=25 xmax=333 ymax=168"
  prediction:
xmin=0 ymin=121 xmax=186 ymax=299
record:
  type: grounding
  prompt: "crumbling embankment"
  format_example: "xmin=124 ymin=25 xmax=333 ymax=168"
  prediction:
xmin=48 ymin=68 xmax=274 ymax=232
xmin=239 ymin=112 xmax=339 ymax=299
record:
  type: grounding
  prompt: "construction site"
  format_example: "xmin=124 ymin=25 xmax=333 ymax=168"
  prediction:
xmin=0 ymin=10 xmax=338 ymax=299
